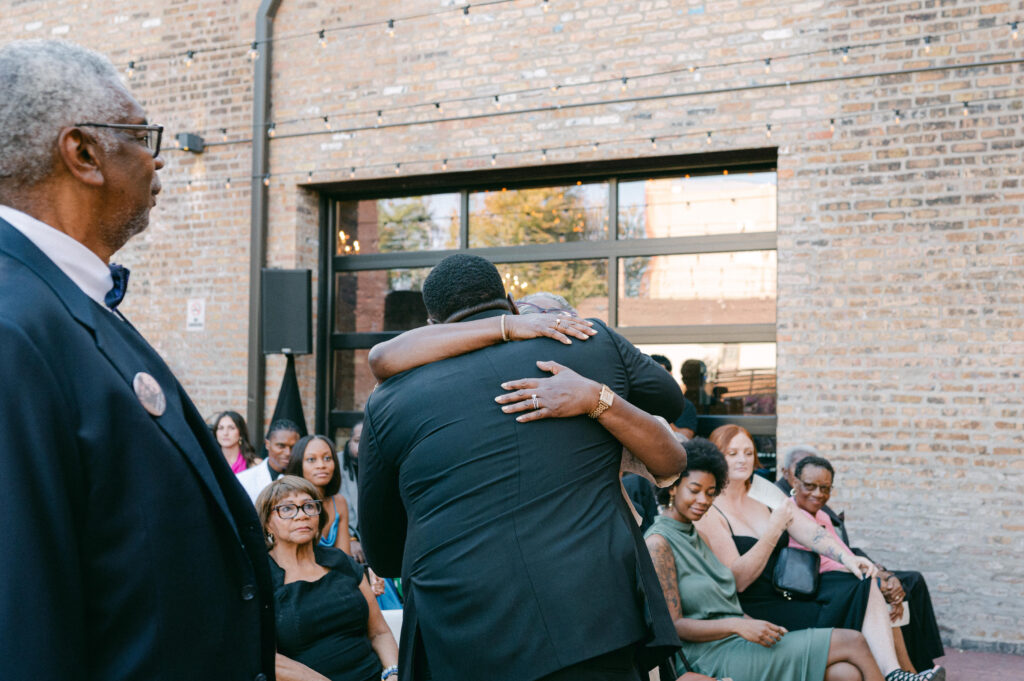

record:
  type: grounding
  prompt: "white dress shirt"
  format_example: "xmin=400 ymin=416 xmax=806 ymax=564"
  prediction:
xmin=0 ymin=204 xmax=113 ymax=307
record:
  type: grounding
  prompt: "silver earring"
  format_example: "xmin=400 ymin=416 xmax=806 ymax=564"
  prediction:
xmin=266 ymin=531 xmax=275 ymax=547
xmin=789 ymin=488 xmax=796 ymax=497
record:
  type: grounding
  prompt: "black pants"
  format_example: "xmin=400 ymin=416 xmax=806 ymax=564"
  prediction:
xmin=536 ymin=646 xmax=642 ymax=681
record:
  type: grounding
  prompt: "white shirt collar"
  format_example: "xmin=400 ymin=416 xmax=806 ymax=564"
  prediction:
xmin=0 ymin=204 xmax=113 ymax=307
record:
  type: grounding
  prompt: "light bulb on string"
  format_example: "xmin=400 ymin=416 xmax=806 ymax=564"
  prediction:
xmin=706 ymin=131 xmax=712 ymax=145
xmin=267 ymin=122 xmax=276 ymax=138
xmin=1012 ymin=22 xmax=1019 ymax=40
xmin=841 ymin=46 xmax=849 ymax=63
xmin=923 ymin=35 xmax=932 ymax=53
xmin=765 ymin=123 xmax=772 ymax=138
xmin=263 ymin=175 xmax=270 ymax=187
xmin=248 ymin=42 xmax=260 ymax=61
xmin=463 ymin=5 xmax=470 ymax=25
xmin=493 ymin=95 xmax=501 ymax=109
xmin=307 ymin=171 xmax=314 ymax=183
xmin=185 ymin=50 xmax=195 ymax=67
xmin=829 ymin=118 xmax=835 ymax=132
xmin=349 ymin=167 xmax=356 ymax=178
xmin=376 ymin=111 xmax=383 ymax=126
xmin=620 ymin=76 xmax=628 ymax=92
xmin=962 ymin=101 xmax=969 ymax=116
xmin=592 ymin=142 xmax=599 ymax=152
xmin=387 ymin=19 xmax=395 ymax=38
xmin=688 ymin=65 xmax=696 ymax=73
xmin=323 ymin=116 xmax=331 ymax=130
xmin=394 ymin=163 xmax=401 ymax=174
xmin=541 ymin=149 xmax=547 ymax=162
xmin=542 ymin=0 xmax=549 ymax=12
xmin=491 ymin=153 xmax=497 ymax=166
xmin=225 ymin=178 xmax=231 ymax=189
xmin=764 ymin=58 xmax=771 ymax=74
xmin=318 ymin=29 xmax=327 ymax=48
xmin=442 ymin=159 xmax=448 ymax=170
xmin=220 ymin=128 xmax=228 ymax=142
xmin=126 ymin=60 xmax=135 ymax=78
xmin=894 ymin=109 xmax=901 ymax=124
xmin=435 ymin=102 xmax=442 ymax=113
xmin=650 ymin=137 xmax=657 ymax=150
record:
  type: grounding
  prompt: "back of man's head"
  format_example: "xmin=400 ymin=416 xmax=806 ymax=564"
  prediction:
xmin=0 ymin=40 xmax=125 ymax=197
xmin=422 ymin=253 xmax=507 ymax=322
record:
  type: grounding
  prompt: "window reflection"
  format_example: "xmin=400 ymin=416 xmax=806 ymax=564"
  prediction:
xmin=618 ymin=172 xmax=776 ymax=239
xmin=635 ymin=342 xmax=776 ymax=416
xmin=334 ymin=268 xmax=430 ymax=333
xmin=618 ymin=251 xmax=776 ymax=326
xmin=502 ymin=259 xmax=608 ymax=320
xmin=469 ymin=183 xmax=608 ymax=247
xmin=332 ymin=350 xmax=375 ymax=411
xmin=336 ymin=194 xmax=459 ymax=256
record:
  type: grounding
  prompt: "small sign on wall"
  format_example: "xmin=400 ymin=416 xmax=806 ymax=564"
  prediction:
xmin=186 ymin=298 xmax=205 ymax=331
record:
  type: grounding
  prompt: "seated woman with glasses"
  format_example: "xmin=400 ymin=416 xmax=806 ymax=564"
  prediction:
xmin=256 ymin=476 xmax=399 ymax=681
xmin=786 ymin=456 xmax=944 ymax=674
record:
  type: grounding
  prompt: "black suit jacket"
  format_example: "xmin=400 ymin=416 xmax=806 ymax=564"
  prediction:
xmin=360 ymin=311 xmax=683 ymax=681
xmin=0 ymin=219 xmax=275 ymax=681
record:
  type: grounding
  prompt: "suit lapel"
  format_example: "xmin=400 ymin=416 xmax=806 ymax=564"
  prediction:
xmin=0 ymin=218 xmax=240 ymax=540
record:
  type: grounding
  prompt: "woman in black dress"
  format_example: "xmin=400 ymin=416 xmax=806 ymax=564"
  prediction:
xmin=257 ymin=476 xmax=399 ymax=681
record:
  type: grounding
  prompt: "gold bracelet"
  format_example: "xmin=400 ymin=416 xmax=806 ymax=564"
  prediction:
xmin=500 ymin=314 xmax=510 ymax=342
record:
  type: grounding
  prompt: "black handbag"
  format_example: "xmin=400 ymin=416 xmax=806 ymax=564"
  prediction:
xmin=772 ymin=547 xmax=820 ymax=600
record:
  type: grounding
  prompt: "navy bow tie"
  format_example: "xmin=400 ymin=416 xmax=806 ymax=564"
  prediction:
xmin=105 ymin=263 xmax=130 ymax=309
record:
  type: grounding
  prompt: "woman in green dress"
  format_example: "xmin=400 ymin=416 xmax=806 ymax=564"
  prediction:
xmin=645 ymin=438 xmax=894 ymax=681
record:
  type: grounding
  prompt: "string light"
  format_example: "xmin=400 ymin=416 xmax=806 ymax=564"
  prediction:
xmin=829 ymin=118 xmax=835 ymax=132
xmin=494 ymin=95 xmax=501 ymax=108
xmin=765 ymin=123 xmax=772 ymax=138
xmin=650 ymin=137 xmax=657 ymax=149
xmin=542 ymin=0 xmax=549 ymax=11
xmin=550 ymin=84 xmax=559 ymax=93
xmin=962 ymin=101 xmax=969 ymax=116
xmin=387 ymin=19 xmax=395 ymax=38
xmin=349 ymin=167 xmax=356 ymax=178
xmin=442 ymin=158 xmax=448 ymax=170
xmin=923 ymin=35 xmax=932 ymax=53
xmin=541 ymin=149 xmax=547 ymax=162
xmin=307 ymin=171 xmax=313 ymax=183
xmin=435 ymin=102 xmax=442 ymax=113
xmin=267 ymin=122 xmax=276 ymax=137
xmin=248 ymin=42 xmax=260 ymax=61
xmin=620 ymin=76 xmax=628 ymax=92
xmin=263 ymin=175 xmax=270 ymax=186
xmin=394 ymin=163 xmax=401 ymax=174
xmin=1012 ymin=22 xmax=1019 ymax=40
xmin=318 ymin=29 xmax=327 ymax=48
xmin=323 ymin=116 xmax=331 ymax=130
xmin=376 ymin=110 xmax=383 ymax=126
xmin=491 ymin=153 xmax=497 ymax=166
xmin=894 ymin=109 xmax=901 ymax=124
xmin=592 ymin=141 xmax=599 ymax=152
xmin=225 ymin=178 xmax=231 ymax=189
xmin=221 ymin=128 xmax=228 ymax=142
xmin=841 ymin=46 xmax=849 ymax=63
xmin=126 ymin=60 xmax=135 ymax=78
xmin=764 ymin=58 xmax=771 ymax=74
xmin=185 ymin=50 xmax=195 ymax=67
xmin=688 ymin=65 xmax=696 ymax=73
xmin=463 ymin=5 xmax=470 ymax=25
xmin=706 ymin=131 xmax=712 ymax=144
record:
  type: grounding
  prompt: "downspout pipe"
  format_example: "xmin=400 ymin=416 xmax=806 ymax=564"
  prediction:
xmin=247 ymin=0 xmax=283 ymax=438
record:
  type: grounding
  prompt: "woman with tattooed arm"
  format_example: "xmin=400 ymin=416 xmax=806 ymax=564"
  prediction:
xmin=694 ymin=426 xmax=944 ymax=681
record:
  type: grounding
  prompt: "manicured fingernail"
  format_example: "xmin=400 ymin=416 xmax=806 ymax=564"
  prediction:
xmin=502 ymin=406 xmax=512 ymax=412
xmin=516 ymin=416 xmax=526 ymax=422
xmin=500 ymin=382 xmax=510 ymax=389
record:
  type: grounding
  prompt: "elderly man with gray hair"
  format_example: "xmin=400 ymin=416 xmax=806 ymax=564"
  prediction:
xmin=0 ymin=41 xmax=274 ymax=680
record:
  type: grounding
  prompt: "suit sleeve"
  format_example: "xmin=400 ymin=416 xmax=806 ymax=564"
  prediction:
xmin=598 ymin=319 xmax=685 ymax=422
xmin=0 ymin=321 xmax=86 ymax=679
xmin=357 ymin=407 xmax=407 ymax=577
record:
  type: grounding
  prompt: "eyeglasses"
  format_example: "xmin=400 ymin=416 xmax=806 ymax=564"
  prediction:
xmin=797 ymin=480 xmax=833 ymax=495
xmin=272 ymin=499 xmax=323 ymax=519
xmin=515 ymin=301 xmax=578 ymax=317
xmin=75 ymin=122 xmax=164 ymax=158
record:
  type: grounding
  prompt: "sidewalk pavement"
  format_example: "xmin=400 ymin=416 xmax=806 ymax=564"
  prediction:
xmin=936 ymin=646 xmax=1024 ymax=680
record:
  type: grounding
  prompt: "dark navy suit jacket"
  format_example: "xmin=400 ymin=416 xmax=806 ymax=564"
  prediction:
xmin=360 ymin=310 xmax=684 ymax=681
xmin=0 ymin=219 xmax=275 ymax=681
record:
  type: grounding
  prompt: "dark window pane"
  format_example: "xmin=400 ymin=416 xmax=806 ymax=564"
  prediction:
xmin=335 ymin=194 xmax=459 ymax=256
xmin=618 ymin=172 xmax=776 ymax=239
xmin=634 ymin=342 xmax=776 ymax=416
xmin=468 ymin=183 xmax=609 ymax=247
xmin=332 ymin=349 xmax=375 ymax=412
xmin=335 ymin=268 xmax=431 ymax=333
xmin=618 ymin=251 xmax=776 ymax=327
xmin=502 ymin=259 xmax=608 ymax=319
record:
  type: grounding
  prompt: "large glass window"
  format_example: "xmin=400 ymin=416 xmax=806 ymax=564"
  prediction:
xmin=322 ymin=159 xmax=777 ymax=442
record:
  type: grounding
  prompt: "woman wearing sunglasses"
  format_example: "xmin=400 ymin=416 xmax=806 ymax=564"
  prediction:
xmin=257 ymin=476 xmax=399 ymax=681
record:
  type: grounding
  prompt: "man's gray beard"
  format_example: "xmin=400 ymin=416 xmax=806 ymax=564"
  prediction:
xmin=103 ymin=207 xmax=150 ymax=255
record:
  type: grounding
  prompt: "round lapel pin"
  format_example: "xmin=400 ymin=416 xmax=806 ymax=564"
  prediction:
xmin=133 ymin=371 xmax=167 ymax=417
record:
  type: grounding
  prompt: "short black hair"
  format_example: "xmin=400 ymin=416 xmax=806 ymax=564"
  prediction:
xmin=422 ymin=253 xmax=507 ymax=322
xmin=794 ymin=455 xmax=835 ymax=480
xmin=266 ymin=418 xmax=300 ymax=439
xmin=650 ymin=354 xmax=672 ymax=372
xmin=286 ymin=434 xmax=341 ymax=497
xmin=656 ymin=437 xmax=729 ymax=505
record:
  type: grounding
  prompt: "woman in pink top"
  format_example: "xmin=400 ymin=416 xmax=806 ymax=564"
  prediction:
xmin=213 ymin=410 xmax=261 ymax=473
xmin=788 ymin=455 xmax=944 ymax=674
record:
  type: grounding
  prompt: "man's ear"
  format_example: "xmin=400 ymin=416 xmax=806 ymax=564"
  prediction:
xmin=57 ymin=127 xmax=105 ymax=187
xmin=506 ymin=293 xmax=520 ymax=315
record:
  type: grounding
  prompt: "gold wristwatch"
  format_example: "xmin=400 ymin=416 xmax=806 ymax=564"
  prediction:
xmin=588 ymin=384 xmax=615 ymax=419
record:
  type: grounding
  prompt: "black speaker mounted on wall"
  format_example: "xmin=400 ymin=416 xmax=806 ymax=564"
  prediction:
xmin=261 ymin=268 xmax=312 ymax=355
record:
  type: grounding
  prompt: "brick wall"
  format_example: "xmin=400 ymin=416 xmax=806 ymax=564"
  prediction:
xmin=3 ymin=0 xmax=1021 ymax=652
